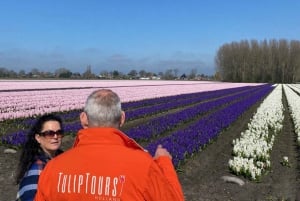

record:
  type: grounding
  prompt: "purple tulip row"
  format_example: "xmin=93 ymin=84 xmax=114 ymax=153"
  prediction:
xmin=145 ymin=84 xmax=274 ymax=167
xmin=124 ymin=86 xmax=258 ymax=121
xmin=125 ymin=85 xmax=269 ymax=141
xmin=122 ymin=86 xmax=251 ymax=111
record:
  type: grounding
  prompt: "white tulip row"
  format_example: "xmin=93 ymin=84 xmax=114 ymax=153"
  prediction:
xmin=287 ymin=84 xmax=300 ymax=94
xmin=228 ymin=84 xmax=284 ymax=180
xmin=283 ymin=84 xmax=300 ymax=142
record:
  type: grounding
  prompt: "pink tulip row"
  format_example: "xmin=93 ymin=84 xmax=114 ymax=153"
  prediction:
xmin=0 ymin=80 xmax=213 ymax=90
xmin=0 ymin=80 xmax=263 ymax=121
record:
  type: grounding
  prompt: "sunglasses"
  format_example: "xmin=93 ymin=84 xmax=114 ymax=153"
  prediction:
xmin=39 ymin=129 xmax=64 ymax=138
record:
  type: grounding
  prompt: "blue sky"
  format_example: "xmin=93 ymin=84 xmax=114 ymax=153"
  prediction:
xmin=0 ymin=0 xmax=299 ymax=75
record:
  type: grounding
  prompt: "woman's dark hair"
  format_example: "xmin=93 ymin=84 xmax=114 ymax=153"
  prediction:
xmin=15 ymin=114 xmax=63 ymax=184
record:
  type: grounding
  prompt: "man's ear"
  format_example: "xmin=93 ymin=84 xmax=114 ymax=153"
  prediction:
xmin=120 ymin=111 xmax=125 ymax=127
xmin=80 ymin=112 xmax=89 ymax=128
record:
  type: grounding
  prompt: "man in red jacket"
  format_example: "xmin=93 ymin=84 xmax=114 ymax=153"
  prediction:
xmin=34 ymin=89 xmax=184 ymax=201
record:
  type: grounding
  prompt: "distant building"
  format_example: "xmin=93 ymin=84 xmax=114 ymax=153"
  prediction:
xmin=180 ymin=74 xmax=187 ymax=80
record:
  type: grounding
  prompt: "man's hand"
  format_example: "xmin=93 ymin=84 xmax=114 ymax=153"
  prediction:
xmin=154 ymin=144 xmax=172 ymax=160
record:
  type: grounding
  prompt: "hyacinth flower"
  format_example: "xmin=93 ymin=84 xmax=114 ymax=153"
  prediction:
xmin=280 ymin=156 xmax=290 ymax=167
xmin=283 ymin=84 xmax=300 ymax=144
xmin=146 ymin=84 xmax=273 ymax=167
xmin=125 ymin=86 xmax=256 ymax=121
xmin=126 ymin=86 xmax=261 ymax=141
xmin=1 ymin=130 xmax=27 ymax=147
xmin=228 ymin=84 xmax=283 ymax=181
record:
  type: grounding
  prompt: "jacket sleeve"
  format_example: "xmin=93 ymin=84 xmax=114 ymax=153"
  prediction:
xmin=143 ymin=156 xmax=185 ymax=201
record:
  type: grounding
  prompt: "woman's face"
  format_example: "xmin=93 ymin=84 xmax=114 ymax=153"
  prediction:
xmin=35 ymin=120 xmax=63 ymax=157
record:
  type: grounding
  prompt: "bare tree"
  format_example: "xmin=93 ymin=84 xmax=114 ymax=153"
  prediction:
xmin=215 ymin=39 xmax=300 ymax=83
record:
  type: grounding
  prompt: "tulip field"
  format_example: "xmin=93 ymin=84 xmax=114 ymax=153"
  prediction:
xmin=1 ymin=80 xmax=299 ymax=169
xmin=1 ymin=81 xmax=268 ymax=149
xmin=1 ymin=80 xmax=300 ymax=201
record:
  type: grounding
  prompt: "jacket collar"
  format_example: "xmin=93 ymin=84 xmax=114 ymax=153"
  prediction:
xmin=72 ymin=127 xmax=146 ymax=152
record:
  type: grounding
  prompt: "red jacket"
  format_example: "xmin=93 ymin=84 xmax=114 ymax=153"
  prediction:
xmin=34 ymin=127 xmax=184 ymax=201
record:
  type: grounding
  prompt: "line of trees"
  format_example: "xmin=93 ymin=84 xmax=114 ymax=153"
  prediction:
xmin=0 ymin=66 xmax=214 ymax=81
xmin=215 ymin=39 xmax=300 ymax=83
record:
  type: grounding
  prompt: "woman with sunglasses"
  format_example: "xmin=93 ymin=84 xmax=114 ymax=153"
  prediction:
xmin=15 ymin=114 xmax=64 ymax=201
